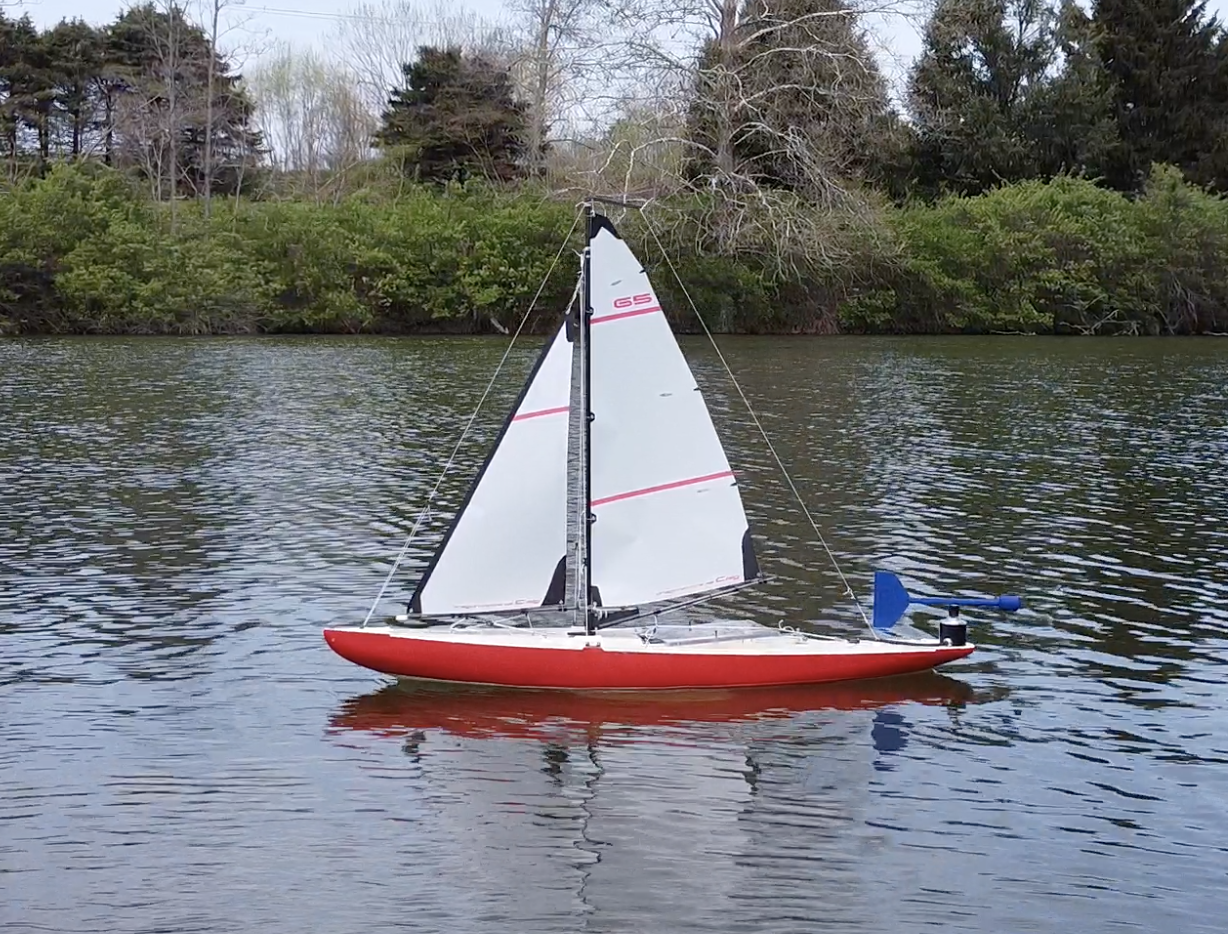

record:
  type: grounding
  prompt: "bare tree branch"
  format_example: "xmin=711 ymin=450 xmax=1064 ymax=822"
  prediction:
xmin=542 ymin=0 xmax=912 ymax=281
xmin=247 ymin=42 xmax=377 ymax=198
xmin=502 ymin=0 xmax=605 ymax=172
xmin=332 ymin=0 xmax=513 ymax=115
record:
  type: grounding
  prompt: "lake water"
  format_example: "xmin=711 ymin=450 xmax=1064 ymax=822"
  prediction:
xmin=2 ymin=335 xmax=1227 ymax=933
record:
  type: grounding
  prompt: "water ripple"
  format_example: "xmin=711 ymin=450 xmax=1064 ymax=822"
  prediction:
xmin=2 ymin=335 xmax=1227 ymax=933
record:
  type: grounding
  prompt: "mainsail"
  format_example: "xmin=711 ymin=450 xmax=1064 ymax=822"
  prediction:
xmin=585 ymin=216 xmax=759 ymax=607
xmin=409 ymin=324 xmax=572 ymax=615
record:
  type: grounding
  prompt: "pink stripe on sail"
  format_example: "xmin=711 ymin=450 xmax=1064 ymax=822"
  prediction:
xmin=591 ymin=306 xmax=661 ymax=325
xmin=512 ymin=405 xmax=568 ymax=422
xmin=591 ymin=470 xmax=735 ymax=507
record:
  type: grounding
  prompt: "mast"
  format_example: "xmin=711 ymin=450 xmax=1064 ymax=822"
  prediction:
xmin=581 ymin=201 xmax=596 ymax=635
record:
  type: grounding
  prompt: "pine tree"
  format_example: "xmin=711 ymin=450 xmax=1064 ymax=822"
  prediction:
xmin=0 ymin=10 xmax=16 ymax=169
xmin=0 ymin=14 xmax=53 ymax=174
xmin=43 ymin=19 xmax=105 ymax=158
xmin=907 ymin=0 xmax=1060 ymax=195
xmin=1093 ymin=0 xmax=1228 ymax=190
xmin=376 ymin=46 xmax=530 ymax=185
xmin=1027 ymin=1 xmax=1118 ymax=182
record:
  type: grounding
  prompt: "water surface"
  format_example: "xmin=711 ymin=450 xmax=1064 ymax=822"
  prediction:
xmin=2 ymin=335 xmax=1227 ymax=932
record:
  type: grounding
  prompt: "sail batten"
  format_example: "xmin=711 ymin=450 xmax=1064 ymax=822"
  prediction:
xmin=512 ymin=405 xmax=568 ymax=422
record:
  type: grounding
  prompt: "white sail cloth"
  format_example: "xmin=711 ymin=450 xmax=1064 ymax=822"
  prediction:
xmin=586 ymin=219 xmax=757 ymax=607
xmin=410 ymin=325 xmax=572 ymax=615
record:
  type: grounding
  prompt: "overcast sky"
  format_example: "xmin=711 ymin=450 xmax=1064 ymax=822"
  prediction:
xmin=13 ymin=0 xmax=934 ymax=84
xmin=14 ymin=0 xmax=1228 ymax=91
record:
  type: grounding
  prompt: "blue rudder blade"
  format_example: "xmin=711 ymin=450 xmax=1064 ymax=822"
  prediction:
xmin=872 ymin=571 xmax=911 ymax=630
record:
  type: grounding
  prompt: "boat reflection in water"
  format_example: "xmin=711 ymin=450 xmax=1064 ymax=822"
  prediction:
xmin=328 ymin=672 xmax=977 ymax=742
xmin=326 ymin=674 xmax=990 ymax=931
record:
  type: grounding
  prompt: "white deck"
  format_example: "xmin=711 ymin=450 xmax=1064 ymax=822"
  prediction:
xmin=330 ymin=619 xmax=962 ymax=658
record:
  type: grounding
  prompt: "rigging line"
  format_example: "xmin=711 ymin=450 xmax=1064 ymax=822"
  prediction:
xmin=359 ymin=207 xmax=583 ymax=627
xmin=596 ymin=576 xmax=777 ymax=629
xmin=639 ymin=214 xmax=877 ymax=638
xmin=242 ymin=6 xmax=393 ymax=24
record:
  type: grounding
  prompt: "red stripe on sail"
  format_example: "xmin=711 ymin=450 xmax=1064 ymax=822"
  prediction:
xmin=591 ymin=306 xmax=661 ymax=325
xmin=512 ymin=405 xmax=568 ymax=422
xmin=591 ymin=470 xmax=735 ymax=507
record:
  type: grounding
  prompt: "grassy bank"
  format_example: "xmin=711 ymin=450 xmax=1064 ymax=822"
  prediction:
xmin=3 ymin=164 xmax=1227 ymax=336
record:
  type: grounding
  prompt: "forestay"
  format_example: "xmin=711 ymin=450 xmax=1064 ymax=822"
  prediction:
xmin=586 ymin=217 xmax=759 ymax=607
xmin=410 ymin=324 xmax=572 ymax=615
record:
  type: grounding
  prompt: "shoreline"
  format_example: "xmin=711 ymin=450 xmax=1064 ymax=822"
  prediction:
xmin=5 ymin=329 xmax=1226 ymax=340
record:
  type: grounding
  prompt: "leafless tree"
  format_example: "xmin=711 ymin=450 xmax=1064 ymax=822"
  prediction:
xmin=332 ymin=0 xmax=513 ymax=116
xmin=163 ymin=0 xmax=181 ymax=230
xmin=247 ymin=43 xmax=377 ymax=198
xmin=197 ymin=0 xmax=253 ymax=220
xmin=604 ymin=0 xmax=904 ymax=185
xmin=551 ymin=0 xmax=914 ymax=277
xmin=108 ymin=1 xmax=193 ymax=227
xmin=503 ymin=0 xmax=604 ymax=174
xmin=549 ymin=97 xmax=689 ymax=193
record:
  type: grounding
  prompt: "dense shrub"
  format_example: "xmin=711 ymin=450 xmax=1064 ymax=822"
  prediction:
xmin=3 ymin=162 xmax=1228 ymax=336
xmin=842 ymin=167 xmax=1228 ymax=334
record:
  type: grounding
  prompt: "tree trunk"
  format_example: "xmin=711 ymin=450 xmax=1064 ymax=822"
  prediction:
xmin=38 ymin=111 xmax=50 ymax=167
xmin=528 ymin=0 xmax=555 ymax=175
xmin=166 ymin=5 xmax=178 ymax=234
xmin=714 ymin=0 xmax=740 ymax=178
xmin=103 ymin=88 xmax=113 ymax=165
xmin=203 ymin=0 xmax=220 ymax=222
xmin=72 ymin=103 xmax=82 ymax=157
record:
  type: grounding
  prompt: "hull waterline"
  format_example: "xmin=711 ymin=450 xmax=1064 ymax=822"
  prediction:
xmin=322 ymin=624 xmax=974 ymax=691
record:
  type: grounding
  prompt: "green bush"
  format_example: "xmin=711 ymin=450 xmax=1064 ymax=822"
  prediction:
xmin=841 ymin=167 xmax=1228 ymax=334
xmin=4 ymin=161 xmax=1228 ymax=336
xmin=1133 ymin=165 xmax=1228 ymax=334
xmin=0 ymin=164 xmax=148 ymax=333
xmin=57 ymin=215 xmax=275 ymax=335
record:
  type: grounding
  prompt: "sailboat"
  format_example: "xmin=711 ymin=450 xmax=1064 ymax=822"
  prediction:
xmin=324 ymin=204 xmax=1021 ymax=690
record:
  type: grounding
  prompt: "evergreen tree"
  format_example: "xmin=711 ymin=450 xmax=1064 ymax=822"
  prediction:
xmin=0 ymin=14 xmax=53 ymax=174
xmin=43 ymin=19 xmax=105 ymax=158
xmin=376 ymin=46 xmax=530 ymax=185
xmin=1027 ymin=1 xmax=1118 ymax=182
xmin=22 ymin=21 xmax=56 ymax=165
xmin=0 ymin=6 xmax=260 ymax=186
xmin=907 ymin=0 xmax=1060 ymax=195
xmin=0 ymin=11 xmax=17 ymax=169
xmin=1093 ymin=0 xmax=1228 ymax=191
xmin=104 ymin=3 xmax=262 ymax=196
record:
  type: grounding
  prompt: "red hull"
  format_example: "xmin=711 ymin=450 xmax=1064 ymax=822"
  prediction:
xmin=323 ymin=628 xmax=974 ymax=690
